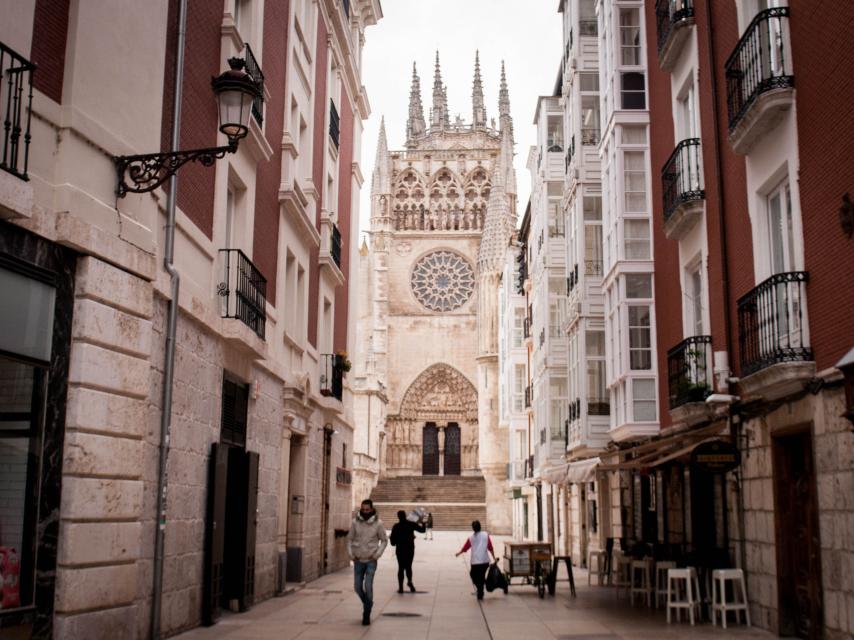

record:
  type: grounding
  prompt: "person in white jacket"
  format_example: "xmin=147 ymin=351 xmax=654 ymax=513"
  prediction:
xmin=455 ymin=520 xmax=495 ymax=600
xmin=347 ymin=499 xmax=388 ymax=625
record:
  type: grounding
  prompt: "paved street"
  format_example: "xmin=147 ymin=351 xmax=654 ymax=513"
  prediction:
xmin=174 ymin=532 xmax=774 ymax=640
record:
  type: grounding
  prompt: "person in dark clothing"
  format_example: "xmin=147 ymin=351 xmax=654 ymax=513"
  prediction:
xmin=389 ymin=510 xmax=426 ymax=593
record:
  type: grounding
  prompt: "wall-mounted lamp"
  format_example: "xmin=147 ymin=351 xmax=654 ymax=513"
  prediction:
xmin=836 ymin=346 xmax=854 ymax=428
xmin=113 ymin=57 xmax=260 ymax=197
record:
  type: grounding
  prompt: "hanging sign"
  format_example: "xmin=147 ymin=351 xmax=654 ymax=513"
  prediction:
xmin=691 ymin=439 xmax=741 ymax=473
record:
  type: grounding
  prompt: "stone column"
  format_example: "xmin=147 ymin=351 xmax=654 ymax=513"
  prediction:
xmin=437 ymin=422 xmax=446 ymax=476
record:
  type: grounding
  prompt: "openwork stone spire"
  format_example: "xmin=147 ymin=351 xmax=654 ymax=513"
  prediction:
xmin=431 ymin=51 xmax=448 ymax=130
xmin=372 ymin=116 xmax=389 ymax=195
xmin=406 ymin=63 xmax=426 ymax=146
xmin=477 ymin=128 xmax=515 ymax=274
xmin=498 ymin=61 xmax=512 ymax=134
xmin=472 ymin=50 xmax=486 ymax=128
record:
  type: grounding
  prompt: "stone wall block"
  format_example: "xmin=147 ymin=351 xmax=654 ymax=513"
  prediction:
xmin=60 ymin=477 xmax=143 ymax=520
xmin=55 ymin=563 xmax=138 ymax=612
xmin=759 ymin=479 xmax=774 ymax=511
xmin=76 ymin=256 xmax=153 ymax=319
xmin=69 ymin=342 xmax=150 ymax=399
xmin=57 ymin=522 xmax=142 ymax=566
xmin=72 ymin=298 xmax=153 ymax=358
xmin=63 ymin=430 xmax=144 ymax=479
xmin=53 ymin=605 xmax=139 ymax=640
xmin=65 ymin=386 xmax=149 ymax=439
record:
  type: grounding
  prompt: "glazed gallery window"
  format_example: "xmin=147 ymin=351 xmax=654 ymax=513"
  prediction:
xmin=619 ymin=8 xmax=642 ymax=65
xmin=513 ymin=307 xmax=525 ymax=348
xmin=624 ymin=219 xmax=651 ymax=260
xmin=0 ymin=263 xmax=57 ymax=614
xmin=586 ymin=330 xmax=609 ymax=415
xmin=621 ymin=72 xmax=646 ymax=110
xmin=632 ymin=378 xmax=657 ymax=422
xmin=623 ymin=151 xmax=647 ymax=214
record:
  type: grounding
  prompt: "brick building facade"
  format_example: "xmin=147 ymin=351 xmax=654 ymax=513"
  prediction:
xmin=0 ymin=1 xmax=381 ymax=638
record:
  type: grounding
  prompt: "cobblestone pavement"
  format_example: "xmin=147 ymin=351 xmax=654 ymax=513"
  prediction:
xmin=174 ymin=532 xmax=774 ymax=640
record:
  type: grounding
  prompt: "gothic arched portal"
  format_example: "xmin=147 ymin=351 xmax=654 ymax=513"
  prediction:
xmin=385 ymin=363 xmax=479 ymax=476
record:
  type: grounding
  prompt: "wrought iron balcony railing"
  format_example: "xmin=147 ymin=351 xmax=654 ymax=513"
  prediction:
xmin=584 ymin=259 xmax=603 ymax=277
xmin=725 ymin=7 xmax=793 ymax=132
xmin=331 ymin=222 xmax=342 ymax=268
xmin=737 ymin=271 xmax=810 ymax=376
xmin=244 ymin=43 xmax=265 ymax=127
xmin=335 ymin=467 xmax=352 ymax=485
xmin=321 ymin=353 xmax=345 ymax=401
xmin=218 ymin=249 xmax=267 ymax=339
xmin=329 ymin=100 xmax=340 ymax=149
xmin=564 ymin=135 xmax=576 ymax=173
xmin=662 ymin=138 xmax=704 ymax=224
xmin=667 ymin=335 xmax=713 ymax=409
xmin=525 ymin=454 xmax=535 ymax=479
xmin=656 ymin=0 xmax=694 ymax=55
xmin=1 ymin=42 xmax=36 ymax=180
xmin=524 ymin=385 xmax=533 ymax=409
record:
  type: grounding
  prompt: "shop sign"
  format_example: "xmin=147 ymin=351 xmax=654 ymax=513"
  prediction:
xmin=691 ymin=439 xmax=741 ymax=473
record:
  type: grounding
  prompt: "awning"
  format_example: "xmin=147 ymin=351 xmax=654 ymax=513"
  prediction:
xmin=598 ymin=421 xmax=729 ymax=471
xmin=566 ymin=457 xmax=600 ymax=483
xmin=540 ymin=463 xmax=569 ymax=484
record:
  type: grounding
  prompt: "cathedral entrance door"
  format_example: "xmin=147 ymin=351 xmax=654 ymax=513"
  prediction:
xmin=422 ymin=423 xmax=439 ymax=475
xmin=444 ymin=423 xmax=461 ymax=475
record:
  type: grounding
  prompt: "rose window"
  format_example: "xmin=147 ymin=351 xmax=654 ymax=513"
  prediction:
xmin=410 ymin=251 xmax=475 ymax=312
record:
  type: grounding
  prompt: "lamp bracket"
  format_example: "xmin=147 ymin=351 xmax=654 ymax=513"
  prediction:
xmin=114 ymin=140 xmax=237 ymax=198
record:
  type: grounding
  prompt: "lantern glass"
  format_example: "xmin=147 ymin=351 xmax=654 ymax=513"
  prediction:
xmin=218 ymin=88 xmax=253 ymax=140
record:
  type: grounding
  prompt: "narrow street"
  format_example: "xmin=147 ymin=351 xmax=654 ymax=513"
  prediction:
xmin=174 ymin=533 xmax=773 ymax=640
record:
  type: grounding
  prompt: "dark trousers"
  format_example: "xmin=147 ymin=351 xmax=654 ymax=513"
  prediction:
xmin=470 ymin=563 xmax=489 ymax=599
xmin=396 ymin=549 xmax=414 ymax=588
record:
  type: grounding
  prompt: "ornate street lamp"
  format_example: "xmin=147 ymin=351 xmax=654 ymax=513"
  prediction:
xmin=113 ymin=57 xmax=260 ymax=197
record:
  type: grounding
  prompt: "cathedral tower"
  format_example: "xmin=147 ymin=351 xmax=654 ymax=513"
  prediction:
xmin=354 ymin=55 xmax=515 ymax=533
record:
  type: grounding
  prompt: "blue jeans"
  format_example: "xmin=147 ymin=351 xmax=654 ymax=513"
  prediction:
xmin=353 ymin=560 xmax=377 ymax=611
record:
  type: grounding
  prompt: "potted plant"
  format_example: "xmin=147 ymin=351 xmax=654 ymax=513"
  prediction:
xmin=334 ymin=351 xmax=352 ymax=374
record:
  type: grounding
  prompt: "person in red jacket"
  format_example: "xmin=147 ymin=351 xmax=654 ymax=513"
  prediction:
xmin=455 ymin=520 xmax=495 ymax=600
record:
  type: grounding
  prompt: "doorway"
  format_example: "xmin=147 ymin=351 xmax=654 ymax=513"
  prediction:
xmin=203 ymin=377 xmax=259 ymax=625
xmin=773 ymin=428 xmax=823 ymax=639
xmin=444 ymin=423 xmax=461 ymax=475
xmin=422 ymin=423 xmax=438 ymax=475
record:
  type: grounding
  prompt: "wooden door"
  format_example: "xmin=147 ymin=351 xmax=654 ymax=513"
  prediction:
xmin=422 ymin=423 xmax=439 ymax=475
xmin=444 ymin=423 xmax=461 ymax=475
xmin=242 ymin=451 xmax=259 ymax=610
xmin=773 ymin=430 xmax=823 ymax=639
xmin=203 ymin=443 xmax=229 ymax=625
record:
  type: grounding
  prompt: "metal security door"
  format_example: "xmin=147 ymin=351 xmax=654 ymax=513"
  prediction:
xmin=422 ymin=423 xmax=439 ymax=475
xmin=444 ymin=423 xmax=461 ymax=475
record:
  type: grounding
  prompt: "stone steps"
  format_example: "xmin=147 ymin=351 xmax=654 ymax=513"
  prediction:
xmin=370 ymin=476 xmax=486 ymax=531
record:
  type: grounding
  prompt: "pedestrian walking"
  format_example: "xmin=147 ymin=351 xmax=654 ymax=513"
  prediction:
xmin=347 ymin=499 xmax=388 ymax=625
xmin=455 ymin=520 xmax=495 ymax=600
xmin=389 ymin=510 xmax=426 ymax=593
xmin=425 ymin=512 xmax=434 ymax=540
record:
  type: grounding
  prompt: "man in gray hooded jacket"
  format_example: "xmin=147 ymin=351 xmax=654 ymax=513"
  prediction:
xmin=348 ymin=499 xmax=388 ymax=625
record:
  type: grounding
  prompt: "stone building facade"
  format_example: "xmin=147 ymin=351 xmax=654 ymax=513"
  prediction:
xmin=0 ymin=1 xmax=381 ymax=638
xmin=353 ymin=53 xmax=515 ymax=532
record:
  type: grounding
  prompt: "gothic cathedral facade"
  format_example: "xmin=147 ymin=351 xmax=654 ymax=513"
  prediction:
xmin=353 ymin=53 xmax=516 ymax=532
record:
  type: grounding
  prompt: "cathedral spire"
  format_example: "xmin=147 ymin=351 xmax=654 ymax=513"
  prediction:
xmin=498 ymin=61 xmax=513 ymax=135
xmin=472 ymin=50 xmax=486 ymax=128
xmin=406 ymin=62 xmax=426 ymax=146
xmin=477 ymin=128 xmax=514 ymax=274
xmin=372 ymin=116 xmax=390 ymax=195
xmin=431 ymin=51 xmax=447 ymax=130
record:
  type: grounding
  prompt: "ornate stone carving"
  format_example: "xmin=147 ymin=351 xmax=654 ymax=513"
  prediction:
xmin=410 ymin=250 xmax=475 ymax=312
xmin=397 ymin=363 xmax=478 ymax=421
xmin=394 ymin=240 xmax=412 ymax=256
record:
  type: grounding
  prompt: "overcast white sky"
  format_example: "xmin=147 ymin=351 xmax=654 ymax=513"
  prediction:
xmin=357 ymin=0 xmax=563 ymax=236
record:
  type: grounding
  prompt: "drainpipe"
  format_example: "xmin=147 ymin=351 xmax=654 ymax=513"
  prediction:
xmin=704 ymin=2 xmax=747 ymax=574
xmin=151 ymin=0 xmax=187 ymax=637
